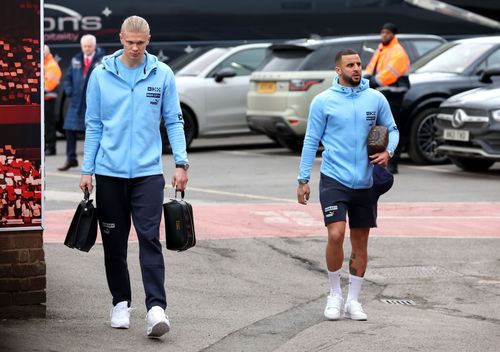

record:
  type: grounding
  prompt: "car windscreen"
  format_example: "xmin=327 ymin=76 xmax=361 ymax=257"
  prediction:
xmin=175 ymin=48 xmax=229 ymax=76
xmin=169 ymin=46 xmax=215 ymax=73
xmin=414 ymin=42 xmax=495 ymax=74
xmin=257 ymin=48 xmax=312 ymax=71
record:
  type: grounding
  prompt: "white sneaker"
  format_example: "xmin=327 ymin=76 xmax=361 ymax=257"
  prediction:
xmin=344 ymin=300 xmax=367 ymax=321
xmin=110 ymin=301 xmax=131 ymax=329
xmin=324 ymin=293 xmax=344 ymax=320
xmin=146 ymin=306 xmax=170 ymax=338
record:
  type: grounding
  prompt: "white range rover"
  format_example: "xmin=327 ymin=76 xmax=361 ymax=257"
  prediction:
xmin=246 ymin=35 xmax=445 ymax=151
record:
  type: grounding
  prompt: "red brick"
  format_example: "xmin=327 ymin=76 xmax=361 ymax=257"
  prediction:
xmin=12 ymin=290 xmax=46 ymax=305
xmin=18 ymin=249 xmax=29 ymax=263
xmin=29 ymin=276 xmax=46 ymax=291
xmin=0 ymin=250 xmax=19 ymax=264
xmin=12 ymin=262 xmax=46 ymax=278
xmin=0 ymin=235 xmax=14 ymax=250
xmin=29 ymin=248 xmax=45 ymax=262
xmin=0 ymin=278 xmax=30 ymax=291
xmin=0 ymin=303 xmax=46 ymax=318
xmin=12 ymin=233 xmax=42 ymax=249
xmin=0 ymin=264 xmax=12 ymax=278
xmin=0 ymin=292 xmax=12 ymax=306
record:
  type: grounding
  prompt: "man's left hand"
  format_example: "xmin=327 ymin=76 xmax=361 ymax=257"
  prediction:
xmin=172 ymin=168 xmax=188 ymax=191
xmin=369 ymin=151 xmax=390 ymax=167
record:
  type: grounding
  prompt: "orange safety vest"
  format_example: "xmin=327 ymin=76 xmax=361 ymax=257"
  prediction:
xmin=44 ymin=53 xmax=62 ymax=100
xmin=365 ymin=37 xmax=410 ymax=87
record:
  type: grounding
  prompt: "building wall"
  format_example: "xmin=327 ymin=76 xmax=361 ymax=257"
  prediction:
xmin=0 ymin=231 xmax=46 ymax=318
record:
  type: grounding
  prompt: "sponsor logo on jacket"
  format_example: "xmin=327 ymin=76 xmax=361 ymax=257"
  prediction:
xmin=146 ymin=86 xmax=161 ymax=104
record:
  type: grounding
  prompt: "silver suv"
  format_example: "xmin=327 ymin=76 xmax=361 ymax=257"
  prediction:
xmin=247 ymin=34 xmax=445 ymax=151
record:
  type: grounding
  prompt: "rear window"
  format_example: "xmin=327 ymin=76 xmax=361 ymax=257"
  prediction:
xmin=412 ymin=39 xmax=444 ymax=58
xmin=258 ymin=42 xmax=364 ymax=71
xmin=415 ymin=42 xmax=494 ymax=74
xmin=258 ymin=48 xmax=311 ymax=71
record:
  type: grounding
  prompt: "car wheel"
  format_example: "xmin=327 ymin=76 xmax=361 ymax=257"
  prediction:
xmin=449 ymin=157 xmax=495 ymax=171
xmin=161 ymin=107 xmax=197 ymax=154
xmin=277 ymin=136 xmax=303 ymax=152
xmin=408 ymin=107 xmax=448 ymax=164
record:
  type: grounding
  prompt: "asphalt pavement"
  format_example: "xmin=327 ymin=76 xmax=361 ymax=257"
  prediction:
xmin=1 ymin=137 xmax=499 ymax=352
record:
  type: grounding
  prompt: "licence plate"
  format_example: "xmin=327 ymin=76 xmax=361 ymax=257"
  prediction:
xmin=257 ymin=81 xmax=276 ymax=93
xmin=443 ymin=129 xmax=469 ymax=141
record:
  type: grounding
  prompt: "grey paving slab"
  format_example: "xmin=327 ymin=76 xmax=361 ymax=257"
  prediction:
xmin=1 ymin=236 xmax=499 ymax=352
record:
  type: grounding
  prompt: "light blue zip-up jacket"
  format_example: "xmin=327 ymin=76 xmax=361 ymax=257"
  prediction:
xmin=82 ymin=49 xmax=188 ymax=178
xmin=298 ymin=77 xmax=399 ymax=189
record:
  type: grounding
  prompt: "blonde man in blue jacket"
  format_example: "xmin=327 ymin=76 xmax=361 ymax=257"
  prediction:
xmin=79 ymin=16 xmax=189 ymax=338
xmin=297 ymin=49 xmax=399 ymax=321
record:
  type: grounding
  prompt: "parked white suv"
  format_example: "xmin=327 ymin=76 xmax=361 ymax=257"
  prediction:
xmin=162 ymin=43 xmax=270 ymax=149
xmin=247 ymin=35 xmax=445 ymax=151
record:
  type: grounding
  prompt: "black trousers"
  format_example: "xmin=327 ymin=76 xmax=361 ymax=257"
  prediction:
xmin=44 ymin=99 xmax=57 ymax=152
xmin=96 ymin=174 xmax=166 ymax=311
xmin=380 ymin=90 xmax=406 ymax=166
xmin=65 ymin=130 xmax=80 ymax=162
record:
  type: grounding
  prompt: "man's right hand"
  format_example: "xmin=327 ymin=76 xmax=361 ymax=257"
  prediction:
xmin=297 ymin=183 xmax=310 ymax=205
xmin=80 ymin=174 xmax=93 ymax=194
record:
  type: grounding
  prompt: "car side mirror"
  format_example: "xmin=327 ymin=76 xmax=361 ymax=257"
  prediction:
xmin=479 ymin=66 xmax=500 ymax=83
xmin=214 ymin=67 xmax=237 ymax=83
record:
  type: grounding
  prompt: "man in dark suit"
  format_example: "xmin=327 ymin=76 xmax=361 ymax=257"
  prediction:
xmin=58 ymin=34 xmax=104 ymax=171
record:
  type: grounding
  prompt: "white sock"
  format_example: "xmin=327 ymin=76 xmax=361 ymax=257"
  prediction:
xmin=328 ymin=270 xmax=342 ymax=296
xmin=346 ymin=274 xmax=364 ymax=303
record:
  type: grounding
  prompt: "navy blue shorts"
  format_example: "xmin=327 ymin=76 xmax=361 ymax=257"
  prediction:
xmin=319 ymin=173 xmax=377 ymax=228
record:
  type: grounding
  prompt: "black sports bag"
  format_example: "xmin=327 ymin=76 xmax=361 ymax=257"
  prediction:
xmin=163 ymin=191 xmax=196 ymax=251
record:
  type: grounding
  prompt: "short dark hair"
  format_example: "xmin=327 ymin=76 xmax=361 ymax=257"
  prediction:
xmin=335 ymin=48 xmax=359 ymax=65
xmin=382 ymin=22 xmax=397 ymax=34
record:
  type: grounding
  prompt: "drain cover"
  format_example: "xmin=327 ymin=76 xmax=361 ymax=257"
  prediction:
xmin=380 ymin=299 xmax=416 ymax=305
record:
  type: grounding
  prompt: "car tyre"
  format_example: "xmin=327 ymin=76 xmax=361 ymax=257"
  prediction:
xmin=449 ymin=157 xmax=494 ymax=171
xmin=277 ymin=136 xmax=303 ymax=153
xmin=408 ymin=107 xmax=448 ymax=164
xmin=161 ymin=107 xmax=197 ymax=154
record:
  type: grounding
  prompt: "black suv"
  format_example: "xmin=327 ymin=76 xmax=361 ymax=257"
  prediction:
xmin=401 ymin=36 xmax=500 ymax=164
xmin=435 ymin=67 xmax=500 ymax=171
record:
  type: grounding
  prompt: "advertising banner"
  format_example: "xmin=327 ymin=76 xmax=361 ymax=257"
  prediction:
xmin=0 ymin=0 xmax=43 ymax=231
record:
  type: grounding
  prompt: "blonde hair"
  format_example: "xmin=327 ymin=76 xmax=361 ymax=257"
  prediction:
xmin=121 ymin=16 xmax=150 ymax=34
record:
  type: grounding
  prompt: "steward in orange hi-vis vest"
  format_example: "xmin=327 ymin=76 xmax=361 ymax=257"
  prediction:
xmin=365 ymin=37 xmax=410 ymax=88
xmin=43 ymin=52 xmax=62 ymax=100
xmin=364 ymin=23 xmax=410 ymax=175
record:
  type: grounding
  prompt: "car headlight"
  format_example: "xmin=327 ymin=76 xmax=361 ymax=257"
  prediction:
xmin=492 ymin=109 xmax=500 ymax=122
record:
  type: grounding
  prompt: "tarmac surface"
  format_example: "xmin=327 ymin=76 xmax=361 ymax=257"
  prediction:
xmin=1 ymin=137 xmax=499 ymax=351
xmin=1 ymin=237 xmax=499 ymax=352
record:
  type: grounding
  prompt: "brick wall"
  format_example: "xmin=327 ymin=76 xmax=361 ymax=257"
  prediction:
xmin=0 ymin=231 xmax=46 ymax=318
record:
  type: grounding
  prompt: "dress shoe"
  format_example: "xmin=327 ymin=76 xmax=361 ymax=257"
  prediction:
xmin=45 ymin=149 xmax=56 ymax=156
xmin=58 ymin=160 xmax=78 ymax=171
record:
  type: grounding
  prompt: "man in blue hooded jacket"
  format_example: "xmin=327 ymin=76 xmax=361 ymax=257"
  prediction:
xmin=297 ymin=49 xmax=399 ymax=321
xmin=79 ymin=16 xmax=189 ymax=338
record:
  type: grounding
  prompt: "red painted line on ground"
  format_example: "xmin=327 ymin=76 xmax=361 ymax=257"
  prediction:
xmin=43 ymin=202 xmax=500 ymax=243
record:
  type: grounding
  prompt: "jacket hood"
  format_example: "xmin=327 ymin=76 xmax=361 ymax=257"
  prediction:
xmin=101 ymin=49 xmax=158 ymax=76
xmin=330 ymin=77 xmax=369 ymax=95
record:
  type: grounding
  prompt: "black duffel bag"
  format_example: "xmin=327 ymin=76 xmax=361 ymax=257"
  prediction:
xmin=163 ymin=191 xmax=196 ymax=251
xmin=64 ymin=188 xmax=98 ymax=252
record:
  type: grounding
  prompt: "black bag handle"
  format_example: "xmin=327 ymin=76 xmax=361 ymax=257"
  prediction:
xmin=174 ymin=190 xmax=185 ymax=199
xmin=84 ymin=187 xmax=90 ymax=201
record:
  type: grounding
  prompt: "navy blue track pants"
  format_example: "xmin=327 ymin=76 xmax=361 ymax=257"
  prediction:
xmin=95 ymin=174 xmax=166 ymax=311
